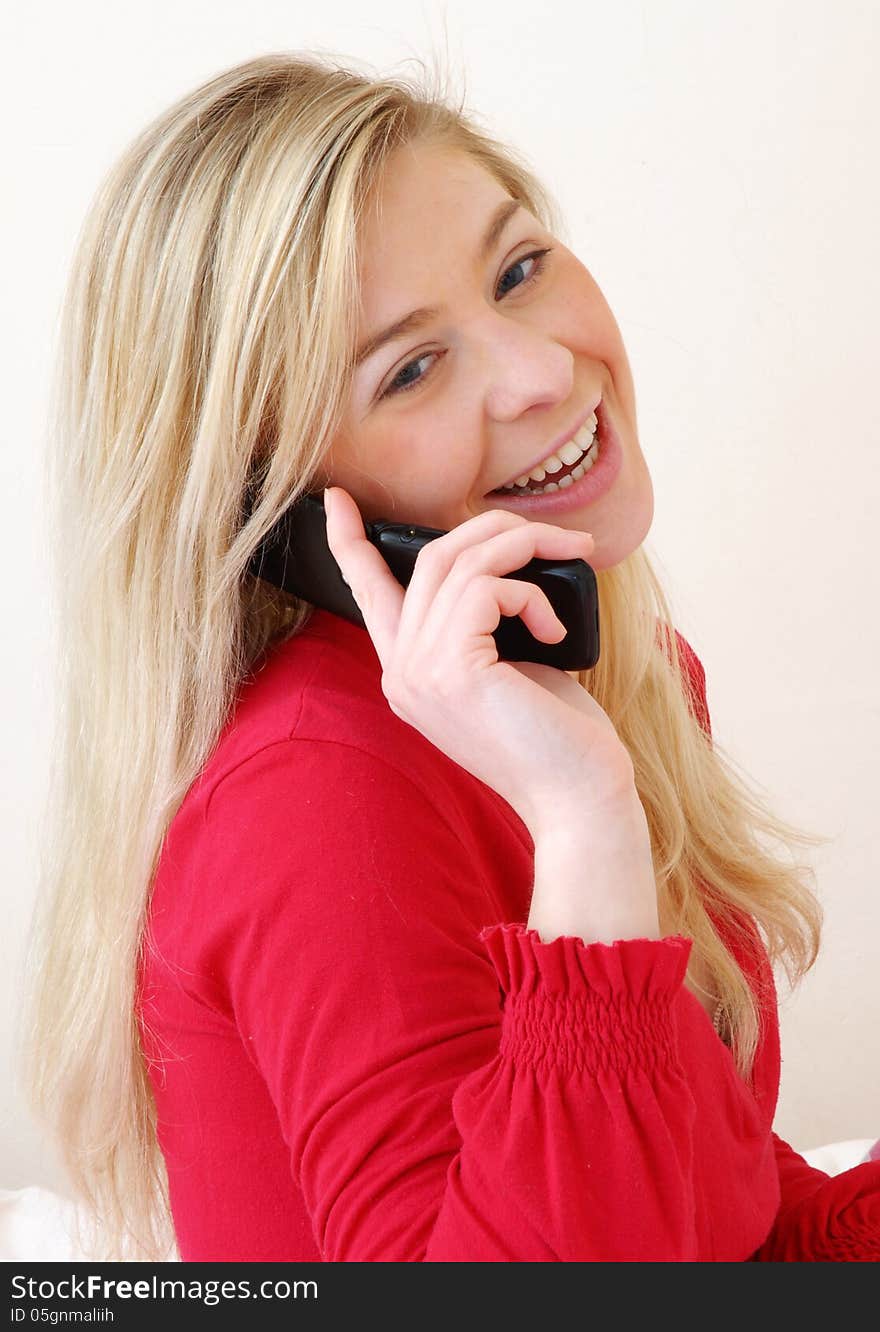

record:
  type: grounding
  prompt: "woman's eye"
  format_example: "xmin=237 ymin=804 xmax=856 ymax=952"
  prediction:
xmin=380 ymin=246 xmax=555 ymax=399
xmin=382 ymin=351 xmax=436 ymax=398
xmin=495 ymin=247 xmax=553 ymax=299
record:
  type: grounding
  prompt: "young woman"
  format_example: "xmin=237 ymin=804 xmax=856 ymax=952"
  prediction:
xmin=23 ymin=52 xmax=879 ymax=1263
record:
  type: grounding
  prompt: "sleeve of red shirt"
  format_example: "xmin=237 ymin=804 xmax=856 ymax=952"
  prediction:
xmin=198 ymin=729 xmax=767 ymax=1262
xmin=675 ymin=629 xmax=880 ymax=1262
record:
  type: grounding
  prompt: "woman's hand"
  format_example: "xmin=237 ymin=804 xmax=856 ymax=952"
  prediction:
xmin=323 ymin=486 xmax=639 ymax=839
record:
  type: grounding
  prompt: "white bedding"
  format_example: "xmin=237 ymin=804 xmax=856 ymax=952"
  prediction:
xmin=2 ymin=1139 xmax=875 ymax=1262
xmin=0 ymin=1186 xmax=179 ymax=1263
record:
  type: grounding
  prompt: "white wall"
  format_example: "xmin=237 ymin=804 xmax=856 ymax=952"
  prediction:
xmin=3 ymin=0 xmax=877 ymax=1197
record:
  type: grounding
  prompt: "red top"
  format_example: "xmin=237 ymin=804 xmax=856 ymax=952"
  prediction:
xmin=137 ymin=608 xmax=880 ymax=1261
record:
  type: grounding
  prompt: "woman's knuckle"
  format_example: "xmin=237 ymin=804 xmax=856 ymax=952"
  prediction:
xmin=470 ymin=570 xmax=496 ymax=594
xmin=414 ymin=540 xmax=441 ymax=571
xmin=453 ymin=545 xmax=483 ymax=576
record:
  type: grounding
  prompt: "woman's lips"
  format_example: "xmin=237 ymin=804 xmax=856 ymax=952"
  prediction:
xmin=488 ymin=400 xmax=601 ymax=494
xmin=481 ymin=398 xmax=622 ymax=516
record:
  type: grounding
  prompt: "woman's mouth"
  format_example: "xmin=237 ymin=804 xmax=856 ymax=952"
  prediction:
xmin=484 ymin=398 xmax=622 ymax=516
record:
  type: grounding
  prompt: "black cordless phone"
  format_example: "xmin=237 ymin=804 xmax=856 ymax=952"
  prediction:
xmin=247 ymin=490 xmax=600 ymax=671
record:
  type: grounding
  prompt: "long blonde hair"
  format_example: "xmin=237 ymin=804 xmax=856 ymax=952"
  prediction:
xmin=20 ymin=50 xmax=824 ymax=1262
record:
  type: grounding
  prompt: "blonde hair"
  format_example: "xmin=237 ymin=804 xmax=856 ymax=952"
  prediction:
xmin=20 ymin=50 xmax=824 ymax=1262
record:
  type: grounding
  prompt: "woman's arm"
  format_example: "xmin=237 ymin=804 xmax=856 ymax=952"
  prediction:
xmin=748 ymin=1134 xmax=880 ymax=1260
xmin=192 ymin=733 xmax=776 ymax=1261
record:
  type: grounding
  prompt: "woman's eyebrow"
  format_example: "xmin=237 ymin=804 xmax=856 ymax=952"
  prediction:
xmin=354 ymin=199 xmax=524 ymax=367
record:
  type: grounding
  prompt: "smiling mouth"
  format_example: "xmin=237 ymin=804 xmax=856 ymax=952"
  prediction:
xmin=486 ymin=401 xmax=601 ymax=496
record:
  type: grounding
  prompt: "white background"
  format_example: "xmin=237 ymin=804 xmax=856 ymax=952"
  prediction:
xmin=2 ymin=0 xmax=878 ymax=1196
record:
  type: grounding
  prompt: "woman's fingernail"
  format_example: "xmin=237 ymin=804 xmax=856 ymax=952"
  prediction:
xmin=324 ymin=488 xmax=335 ymax=518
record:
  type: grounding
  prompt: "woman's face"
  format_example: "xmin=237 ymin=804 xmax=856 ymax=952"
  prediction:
xmin=320 ymin=141 xmax=653 ymax=571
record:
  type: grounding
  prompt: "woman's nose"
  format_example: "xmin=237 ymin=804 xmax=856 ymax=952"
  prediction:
xmin=476 ymin=316 xmax=575 ymax=422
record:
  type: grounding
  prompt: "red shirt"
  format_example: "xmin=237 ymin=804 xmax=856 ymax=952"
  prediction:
xmin=137 ymin=607 xmax=880 ymax=1260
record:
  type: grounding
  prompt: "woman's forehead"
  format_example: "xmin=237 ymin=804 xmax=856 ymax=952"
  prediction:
xmin=358 ymin=143 xmax=511 ymax=251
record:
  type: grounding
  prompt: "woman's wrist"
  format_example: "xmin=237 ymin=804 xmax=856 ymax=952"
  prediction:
xmin=526 ymin=787 xmax=661 ymax=946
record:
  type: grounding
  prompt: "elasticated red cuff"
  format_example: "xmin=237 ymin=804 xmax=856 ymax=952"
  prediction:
xmin=479 ymin=922 xmax=693 ymax=1079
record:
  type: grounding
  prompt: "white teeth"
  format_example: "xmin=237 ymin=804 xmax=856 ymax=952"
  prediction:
xmin=507 ymin=413 xmax=597 ymax=490
xmin=558 ymin=429 xmax=593 ymax=466
xmin=500 ymin=433 xmax=600 ymax=496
